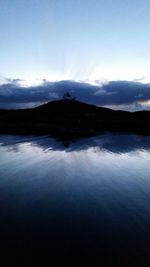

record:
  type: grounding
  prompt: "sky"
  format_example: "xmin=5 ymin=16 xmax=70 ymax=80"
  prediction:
xmin=0 ymin=0 xmax=150 ymax=110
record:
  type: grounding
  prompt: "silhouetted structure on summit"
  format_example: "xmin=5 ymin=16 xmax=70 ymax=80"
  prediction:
xmin=63 ymin=92 xmax=72 ymax=100
xmin=63 ymin=92 xmax=76 ymax=101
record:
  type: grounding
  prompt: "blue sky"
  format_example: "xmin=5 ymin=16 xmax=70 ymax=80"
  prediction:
xmin=0 ymin=0 xmax=150 ymax=84
xmin=1 ymin=0 xmax=150 ymax=111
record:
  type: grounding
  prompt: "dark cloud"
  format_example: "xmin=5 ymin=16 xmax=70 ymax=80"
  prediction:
xmin=0 ymin=79 xmax=150 ymax=111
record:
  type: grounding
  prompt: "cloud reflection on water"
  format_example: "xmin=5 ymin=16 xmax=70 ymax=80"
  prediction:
xmin=0 ymin=133 xmax=150 ymax=154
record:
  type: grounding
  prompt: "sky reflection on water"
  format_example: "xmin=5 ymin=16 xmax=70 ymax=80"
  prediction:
xmin=0 ymin=134 xmax=150 ymax=266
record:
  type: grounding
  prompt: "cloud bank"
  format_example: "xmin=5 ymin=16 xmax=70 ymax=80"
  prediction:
xmin=0 ymin=79 xmax=150 ymax=111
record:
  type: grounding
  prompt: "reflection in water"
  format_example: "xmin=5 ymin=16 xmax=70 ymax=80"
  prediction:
xmin=0 ymin=134 xmax=150 ymax=266
xmin=0 ymin=133 xmax=150 ymax=153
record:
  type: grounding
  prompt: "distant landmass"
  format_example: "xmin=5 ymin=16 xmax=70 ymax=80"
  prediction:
xmin=0 ymin=99 xmax=150 ymax=138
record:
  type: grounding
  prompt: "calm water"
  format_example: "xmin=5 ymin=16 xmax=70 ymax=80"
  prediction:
xmin=0 ymin=134 xmax=150 ymax=266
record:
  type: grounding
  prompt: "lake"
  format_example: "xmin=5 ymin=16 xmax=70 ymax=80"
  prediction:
xmin=0 ymin=134 xmax=150 ymax=266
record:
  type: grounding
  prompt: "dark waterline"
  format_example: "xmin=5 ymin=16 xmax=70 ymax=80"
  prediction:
xmin=0 ymin=134 xmax=150 ymax=266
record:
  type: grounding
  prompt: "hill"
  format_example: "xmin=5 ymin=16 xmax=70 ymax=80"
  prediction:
xmin=0 ymin=99 xmax=150 ymax=137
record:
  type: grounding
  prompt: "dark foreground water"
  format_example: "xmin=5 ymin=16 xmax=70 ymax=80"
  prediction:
xmin=0 ymin=134 xmax=150 ymax=266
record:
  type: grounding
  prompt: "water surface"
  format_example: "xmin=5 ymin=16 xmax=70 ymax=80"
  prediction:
xmin=0 ymin=134 xmax=150 ymax=266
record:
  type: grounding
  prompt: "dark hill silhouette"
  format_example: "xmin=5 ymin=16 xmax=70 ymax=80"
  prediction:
xmin=35 ymin=99 xmax=113 ymax=113
xmin=0 ymin=99 xmax=150 ymax=137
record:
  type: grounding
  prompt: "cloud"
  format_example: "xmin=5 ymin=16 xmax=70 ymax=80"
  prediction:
xmin=0 ymin=79 xmax=150 ymax=111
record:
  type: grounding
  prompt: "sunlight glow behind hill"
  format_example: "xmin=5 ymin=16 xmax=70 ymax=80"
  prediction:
xmin=0 ymin=0 xmax=150 ymax=84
